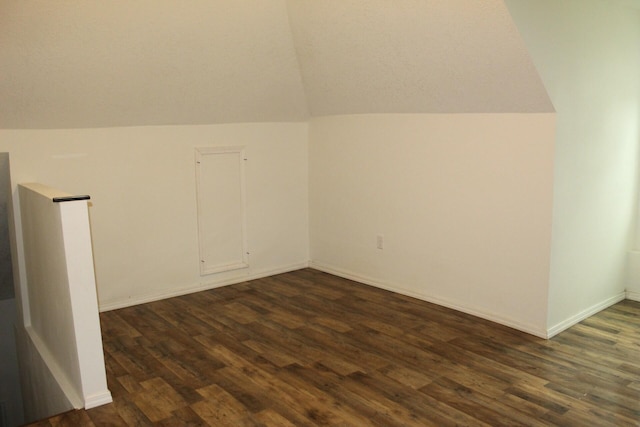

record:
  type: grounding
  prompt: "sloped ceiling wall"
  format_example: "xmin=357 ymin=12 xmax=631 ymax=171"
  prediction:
xmin=288 ymin=0 xmax=552 ymax=115
xmin=0 ymin=0 xmax=553 ymax=129
xmin=0 ymin=1 xmax=309 ymax=128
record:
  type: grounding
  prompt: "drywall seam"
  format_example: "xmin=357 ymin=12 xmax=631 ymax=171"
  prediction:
xmin=309 ymin=261 xmax=548 ymax=339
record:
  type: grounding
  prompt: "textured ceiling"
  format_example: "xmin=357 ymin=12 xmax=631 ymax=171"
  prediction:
xmin=0 ymin=0 xmax=553 ymax=129
xmin=614 ymin=0 xmax=640 ymax=8
xmin=0 ymin=1 xmax=309 ymax=128
xmin=287 ymin=0 xmax=553 ymax=116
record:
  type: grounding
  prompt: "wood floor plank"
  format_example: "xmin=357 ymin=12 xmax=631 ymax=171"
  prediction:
xmin=84 ymin=400 xmax=129 ymax=426
xmin=254 ymin=409 xmax=298 ymax=427
xmin=205 ymin=345 xmax=352 ymax=425
xmin=24 ymin=269 xmax=640 ymax=426
xmin=212 ymin=365 xmax=318 ymax=426
xmin=270 ymin=363 xmax=383 ymax=426
xmin=419 ymin=376 xmax=548 ymax=427
xmin=155 ymin=406 xmax=206 ymax=426
xmin=346 ymin=369 xmax=493 ymax=427
xmin=290 ymin=363 xmax=441 ymax=427
xmin=108 ymin=396 xmax=154 ymax=426
xmin=192 ymin=383 xmax=261 ymax=427
xmin=283 ymin=363 xmax=407 ymax=427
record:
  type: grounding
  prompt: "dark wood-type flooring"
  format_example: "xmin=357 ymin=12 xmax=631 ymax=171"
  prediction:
xmin=26 ymin=268 xmax=640 ymax=426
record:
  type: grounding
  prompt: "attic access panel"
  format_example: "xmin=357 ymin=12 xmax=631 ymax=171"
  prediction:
xmin=195 ymin=146 xmax=248 ymax=275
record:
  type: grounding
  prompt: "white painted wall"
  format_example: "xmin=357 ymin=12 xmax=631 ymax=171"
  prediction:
xmin=506 ymin=0 xmax=640 ymax=333
xmin=626 ymin=253 xmax=640 ymax=301
xmin=309 ymin=114 xmax=556 ymax=337
xmin=16 ymin=325 xmax=73 ymax=423
xmin=0 ymin=123 xmax=309 ymax=310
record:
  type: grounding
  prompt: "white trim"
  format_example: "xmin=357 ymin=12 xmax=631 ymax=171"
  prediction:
xmin=195 ymin=146 xmax=249 ymax=276
xmin=59 ymin=200 xmax=111 ymax=410
xmin=98 ymin=262 xmax=310 ymax=312
xmin=546 ymin=292 xmax=627 ymax=338
xmin=625 ymin=290 xmax=640 ymax=302
xmin=309 ymin=261 xmax=548 ymax=339
xmin=84 ymin=391 xmax=113 ymax=409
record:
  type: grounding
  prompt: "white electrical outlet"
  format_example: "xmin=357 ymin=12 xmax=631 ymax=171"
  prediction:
xmin=377 ymin=234 xmax=384 ymax=250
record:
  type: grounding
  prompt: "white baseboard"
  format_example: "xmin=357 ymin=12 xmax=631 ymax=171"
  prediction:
xmin=84 ymin=391 xmax=113 ymax=409
xmin=99 ymin=260 xmax=632 ymax=339
xmin=309 ymin=261 xmax=548 ymax=339
xmin=626 ymin=290 xmax=640 ymax=302
xmin=99 ymin=262 xmax=310 ymax=312
xmin=546 ymin=292 xmax=627 ymax=338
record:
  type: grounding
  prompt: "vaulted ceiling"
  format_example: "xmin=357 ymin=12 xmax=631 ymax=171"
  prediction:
xmin=0 ymin=0 xmax=553 ymax=129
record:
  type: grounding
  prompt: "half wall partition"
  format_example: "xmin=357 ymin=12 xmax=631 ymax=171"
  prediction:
xmin=18 ymin=183 xmax=111 ymax=418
